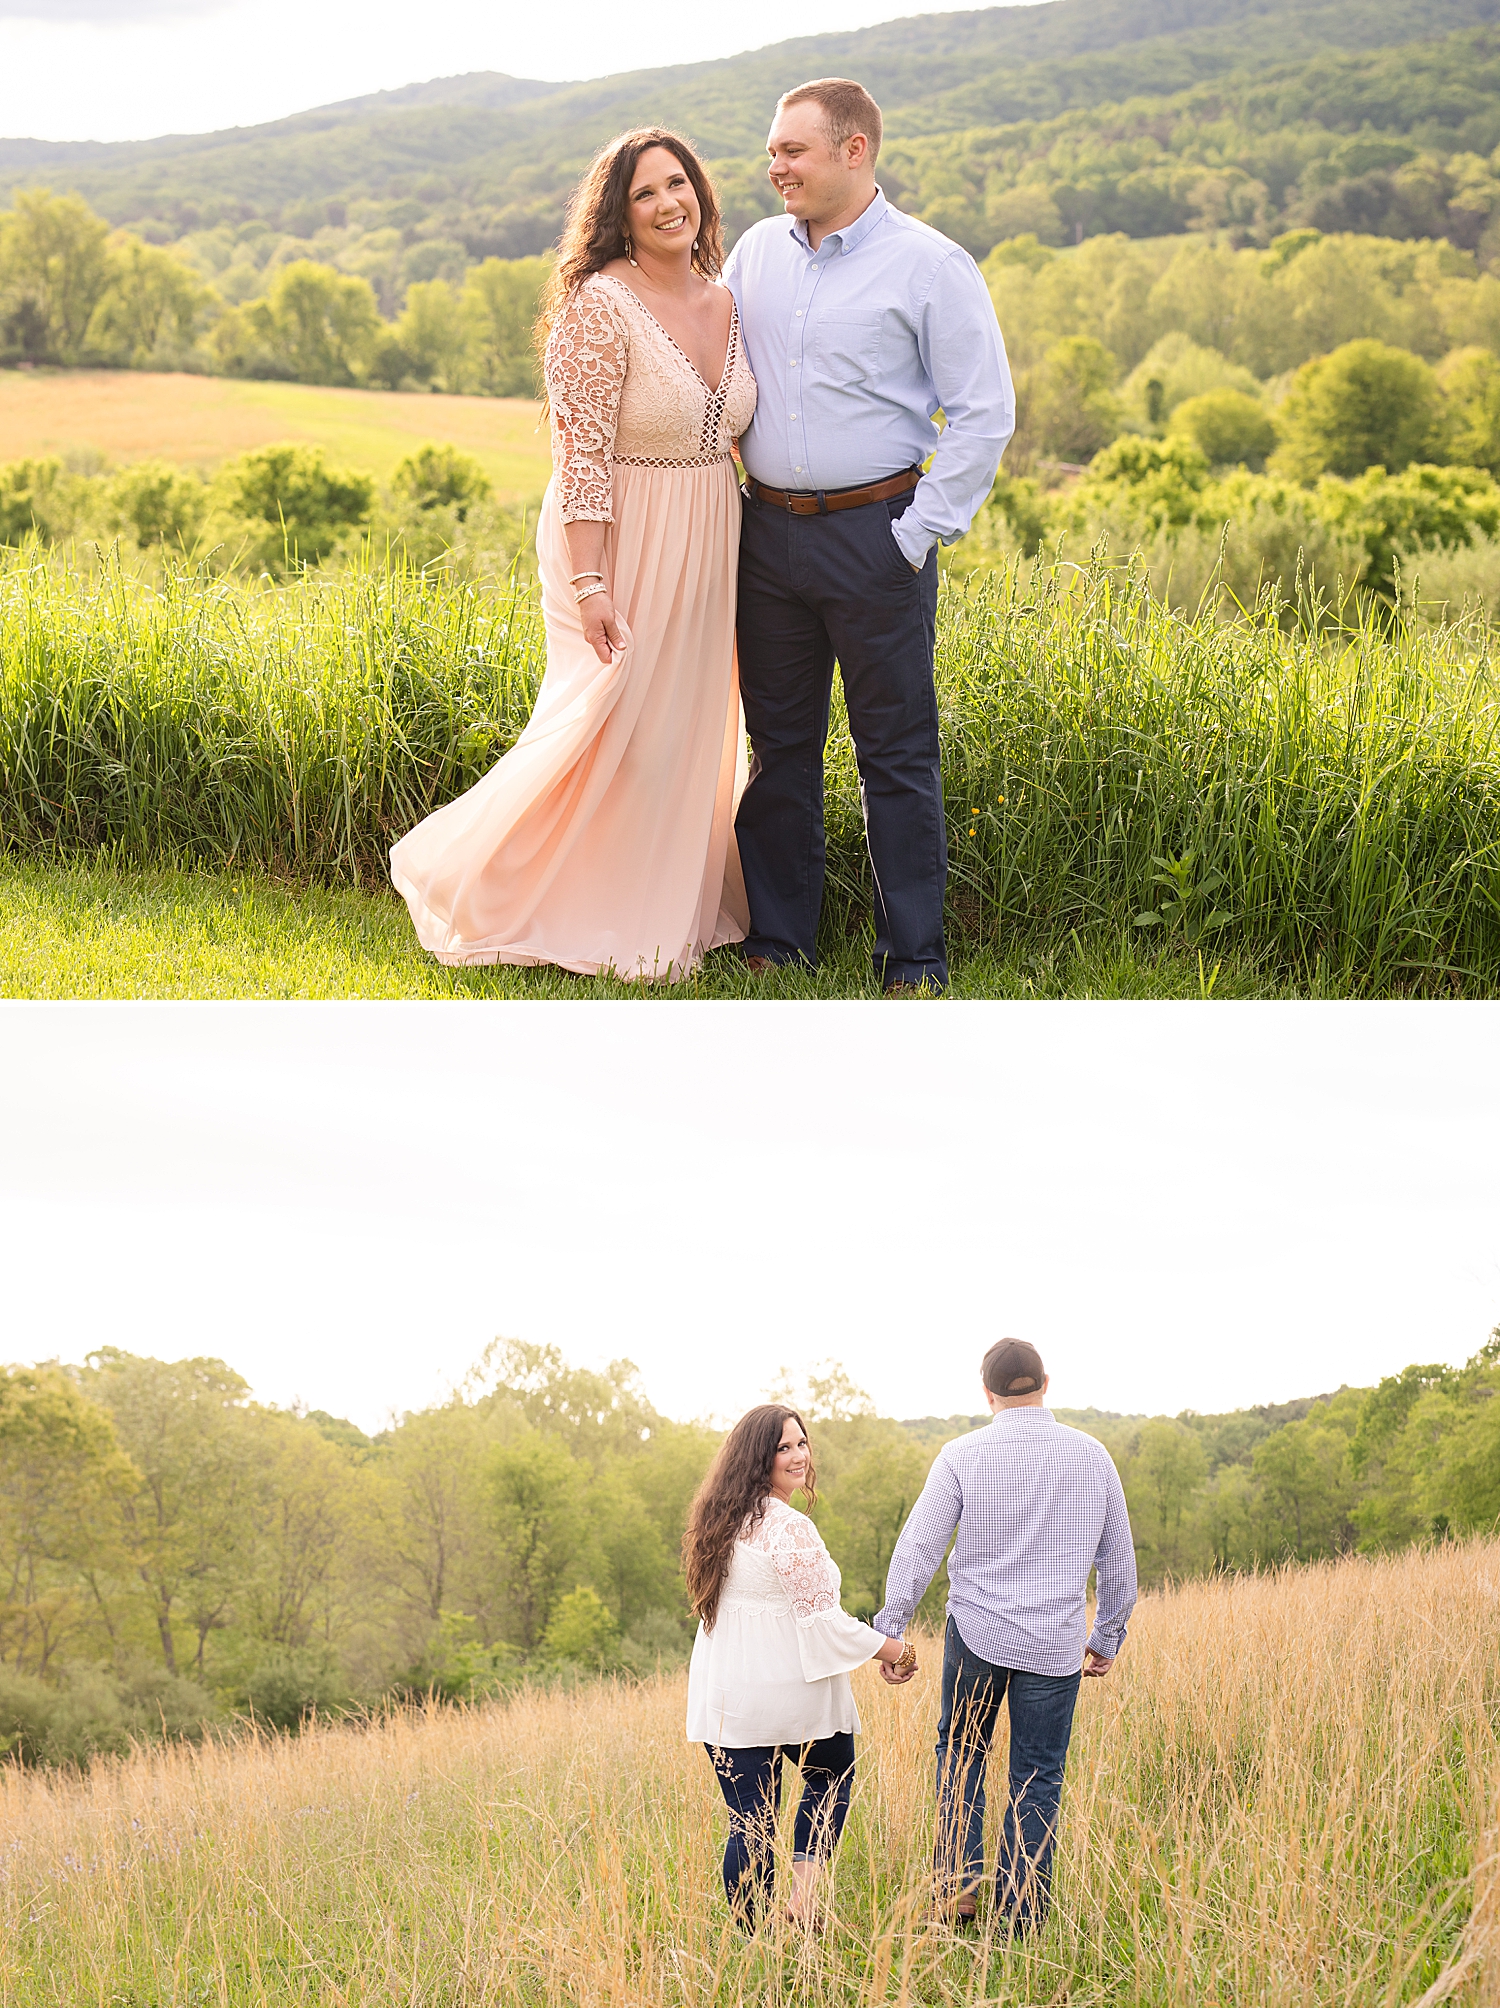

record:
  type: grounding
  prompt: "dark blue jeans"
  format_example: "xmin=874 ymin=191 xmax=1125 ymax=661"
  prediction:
xmin=935 ymin=1618 xmax=1082 ymax=1931
xmin=707 ymin=1732 xmax=856 ymax=1924
xmin=735 ymin=486 xmax=947 ymax=989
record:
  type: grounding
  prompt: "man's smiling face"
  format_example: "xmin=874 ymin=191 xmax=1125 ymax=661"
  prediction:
xmin=766 ymin=100 xmax=858 ymax=227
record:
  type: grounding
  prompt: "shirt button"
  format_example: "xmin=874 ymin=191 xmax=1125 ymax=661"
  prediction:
xmin=789 ymin=414 xmax=797 ymax=420
xmin=790 ymin=359 xmax=798 ymax=366
xmin=795 ymin=466 xmax=804 ymax=473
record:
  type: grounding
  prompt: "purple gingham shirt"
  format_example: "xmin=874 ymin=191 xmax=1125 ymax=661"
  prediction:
xmin=872 ymin=1407 xmax=1137 ymax=1677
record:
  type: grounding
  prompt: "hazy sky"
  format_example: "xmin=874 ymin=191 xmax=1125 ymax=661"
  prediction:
xmin=0 ymin=0 xmax=973 ymax=145
xmin=3 ymin=1002 xmax=1497 ymax=1435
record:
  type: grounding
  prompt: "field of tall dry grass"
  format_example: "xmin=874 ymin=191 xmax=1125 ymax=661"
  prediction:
xmin=0 ymin=1541 xmax=1496 ymax=2007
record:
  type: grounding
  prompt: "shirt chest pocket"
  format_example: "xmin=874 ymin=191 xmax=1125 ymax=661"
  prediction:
xmin=812 ymin=309 xmax=884 ymax=382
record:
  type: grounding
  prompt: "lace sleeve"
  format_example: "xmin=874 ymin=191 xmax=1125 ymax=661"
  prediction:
xmin=764 ymin=1507 xmax=841 ymax=1626
xmin=545 ymin=281 xmax=628 ymax=524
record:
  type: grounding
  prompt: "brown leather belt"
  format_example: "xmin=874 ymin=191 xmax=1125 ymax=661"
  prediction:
xmin=746 ymin=468 xmax=920 ymax=516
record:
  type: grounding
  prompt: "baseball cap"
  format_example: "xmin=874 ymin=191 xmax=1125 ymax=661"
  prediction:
xmin=981 ymin=1338 xmax=1046 ymax=1397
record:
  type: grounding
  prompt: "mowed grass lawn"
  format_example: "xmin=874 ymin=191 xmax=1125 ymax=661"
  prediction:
xmin=0 ymin=1543 xmax=1494 ymax=2007
xmin=0 ymin=858 xmax=1303 ymax=999
xmin=0 ymin=369 xmax=552 ymax=496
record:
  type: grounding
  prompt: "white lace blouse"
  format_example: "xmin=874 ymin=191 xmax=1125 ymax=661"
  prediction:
xmin=543 ymin=272 xmax=758 ymax=523
xmin=685 ymin=1497 xmax=886 ymax=1748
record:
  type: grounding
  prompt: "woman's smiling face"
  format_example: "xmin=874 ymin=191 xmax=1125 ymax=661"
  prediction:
xmin=769 ymin=1417 xmax=811 ymax=1501
xmin=626 ymin=145 xmax=700 ymax=261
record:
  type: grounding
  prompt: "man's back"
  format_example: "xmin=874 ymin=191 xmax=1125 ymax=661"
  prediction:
xmin=874 ymin=1407 xmax=1136 ymax=1677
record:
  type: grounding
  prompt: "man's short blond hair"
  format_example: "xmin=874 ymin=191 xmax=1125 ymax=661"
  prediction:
xmin=777 ymin=77 xmax=883 ymax=162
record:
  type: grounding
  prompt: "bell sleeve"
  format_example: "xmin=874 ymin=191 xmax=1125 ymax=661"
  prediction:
xmin=544 ymin=282 xmax=628 ymax=524
xmin=766 ymin=1509 xmax=889 ymax=1683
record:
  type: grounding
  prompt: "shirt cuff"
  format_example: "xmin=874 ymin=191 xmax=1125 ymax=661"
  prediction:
xmin=869 ymin=1605 xmax=905 ymax=1639
xmin=1086 ymin=1622 xmax=1127 ymax=1660
xmin=891 ymin=512 xmax=936 ymax=569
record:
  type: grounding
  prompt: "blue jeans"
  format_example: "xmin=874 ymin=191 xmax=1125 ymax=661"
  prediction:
xmin=935 ymin=1618 xmax=1082 ymax=1931
xmin=706 ymin=1733 xmax=855 ymax=1925
xmin=735 ymin=486 xmax=947 ymax=989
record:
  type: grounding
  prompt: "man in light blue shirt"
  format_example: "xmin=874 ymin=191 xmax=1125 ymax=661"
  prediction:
xmin=722 ymin=76 xmax=1014 ymax=992
xmin=874 ymin=1338 xmax=1137 ymax=1933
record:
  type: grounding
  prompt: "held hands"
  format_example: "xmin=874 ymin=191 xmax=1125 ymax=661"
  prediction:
xmin=580 ymin=590 xmax=625 ymax=665
xmin=877 ymin=1636 xmax=918 ymax=1686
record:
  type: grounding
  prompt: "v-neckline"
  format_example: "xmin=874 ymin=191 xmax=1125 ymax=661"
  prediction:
xmin=598 ymin=273 xmax=737 ymax=396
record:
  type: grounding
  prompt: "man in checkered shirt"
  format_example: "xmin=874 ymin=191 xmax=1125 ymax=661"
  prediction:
xmin=873 ymin=1338 xmax=1137 ymax=1933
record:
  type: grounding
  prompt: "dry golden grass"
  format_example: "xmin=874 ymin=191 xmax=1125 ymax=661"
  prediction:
xmin=0 ymin=1541 xmax=1496 ymax=2007
xmin=0 ymin=370 xmax=551 ymax=496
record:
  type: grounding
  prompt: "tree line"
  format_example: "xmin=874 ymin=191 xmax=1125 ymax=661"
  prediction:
xmin=0 ymin=189 xmax=544 ymax=392
xmin=2 ymin=1334 xmax=1495 ymax=1768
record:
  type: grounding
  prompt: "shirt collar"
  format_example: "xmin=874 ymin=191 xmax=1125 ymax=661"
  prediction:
xmin=987 ymin=1405 xmax=1054 ymax=1425
xmin=790 ymin=186 xmax=889 ymax=257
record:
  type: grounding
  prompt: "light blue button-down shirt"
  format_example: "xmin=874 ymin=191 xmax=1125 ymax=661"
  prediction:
xmin=722 ymin=188 xmax=1015 ymax=566
xmin=872 ymin=1407 xmax=1138 ymax=1677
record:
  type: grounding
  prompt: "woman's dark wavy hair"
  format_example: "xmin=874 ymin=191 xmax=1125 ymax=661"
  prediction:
xmin=535 ymin=126 xmax=725 ymax=356
xmin=682 ymin=1405 xmax=817 ymax=1632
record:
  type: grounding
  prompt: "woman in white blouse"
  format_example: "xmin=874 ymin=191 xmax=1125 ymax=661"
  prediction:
xmin=683 ymin=1405 xmax=916 ymax=1928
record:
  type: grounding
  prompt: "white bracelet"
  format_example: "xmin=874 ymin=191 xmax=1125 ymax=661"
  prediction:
xmin=574 ymin=581 xmax=608 ymax=603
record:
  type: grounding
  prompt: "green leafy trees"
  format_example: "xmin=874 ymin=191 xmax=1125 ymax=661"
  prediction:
xmin=84 ymin=1350 xmax=266 ymax=1677
xmin=1126 ymin=1421 xmax=1210 ymax=1576
xmin=1315 ymin=462 xmax=1500 ymax=590
xmin=0 ymin=1367 xmax=138 ymax=1676
xmin=1272 ymin=339 xmax=1446 ymax=480
xmin=213 ymin=261 xmax=381 ymax=384
xmin=0 ymin=189 xmax=113 ymax=364
xmin=1014 ymin=336 xmax=1123 ymax=465
xmin=1437 ymin=346 xmax=1500 ymax=474
xmin=88 ymin=238 xmax=211 ymax=367
xmin=460 ymin=256 xmax=548 ymax=397
xmin=487 ymin=1434 xmax=586 ymax=1649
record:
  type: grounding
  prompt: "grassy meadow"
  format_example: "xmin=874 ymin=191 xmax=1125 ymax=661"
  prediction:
xmin=0 ymin=1540 xmax=1495 ymax=2007
xmin=2 ymin=546 xmax=1499 ymax=998
xmin=0 ymin=370 xmax=551 ymax=497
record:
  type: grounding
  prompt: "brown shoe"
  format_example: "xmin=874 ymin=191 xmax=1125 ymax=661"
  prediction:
xmin=884 ymin=979 xmax=935 ymax=997
xmin=744 ymin=954 xmax=778 ymax=975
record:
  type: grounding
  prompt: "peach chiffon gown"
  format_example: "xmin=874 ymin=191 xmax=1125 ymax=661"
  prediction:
xmin=389 ymin=272 xmax=757 ymax=981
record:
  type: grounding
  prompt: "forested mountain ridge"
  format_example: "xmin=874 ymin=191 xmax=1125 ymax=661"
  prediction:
xmin=2 ymin=0 xmax=1495 ymax=263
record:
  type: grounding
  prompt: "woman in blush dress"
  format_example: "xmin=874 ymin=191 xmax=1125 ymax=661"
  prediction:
xmin=682 ymin=1406 xmax=917 ymax=1931
xmin=390 ymin=128 xmax=756 ymax=980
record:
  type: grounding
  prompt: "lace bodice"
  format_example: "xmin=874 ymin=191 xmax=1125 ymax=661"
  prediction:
xmin=728 ymin=1497 xmax=843 ymax=1626
xmin=544 ymin=273 xmax=758 ymax=522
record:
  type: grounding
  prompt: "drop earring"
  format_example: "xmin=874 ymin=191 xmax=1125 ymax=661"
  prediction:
xmin=625 ymin=236 xmax=638 ymax=267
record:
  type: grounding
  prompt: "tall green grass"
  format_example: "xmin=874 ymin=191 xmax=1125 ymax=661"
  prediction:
xmin=3 ymin=548 xmax=1498 ymax=993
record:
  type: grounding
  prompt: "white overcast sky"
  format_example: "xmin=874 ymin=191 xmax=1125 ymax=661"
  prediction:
xmin=0 ymin=0 xmax=991 ymax=145
xmin=2 ymin=1003 xmax=1497 ymax=1434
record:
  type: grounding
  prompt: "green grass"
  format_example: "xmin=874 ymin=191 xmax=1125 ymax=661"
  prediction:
xmin=0 ymin=857 xmax=1309 ymax=998
xmin=2 ymin=546 xmax=1498 ymax=998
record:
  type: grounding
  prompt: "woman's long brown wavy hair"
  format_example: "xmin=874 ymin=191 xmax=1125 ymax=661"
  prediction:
xmin=682 ymin=1406 xmax=817 ymax=1632
xmin=534 ymin=127 xmax=725 ymax=356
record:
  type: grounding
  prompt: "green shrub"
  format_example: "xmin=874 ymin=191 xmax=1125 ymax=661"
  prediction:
xmin=218 ymin=1642 xmax=344 ymax=1731
xmin=391 ymin=444 xmax=492 ymax=518
xmin=212 ymin=443 xmax=374 ymax=571
xmin=1315 ymin=463 xmax=1500 ymax=592
xmin=542 ymin=1587 xmax=619 ymax=1669
xmin=0 ymin=458 xmax=77 ymax=545
xmin=0 ymin=1659 xmax=215 ymax=1767
xmin=1066 ymin=435 xmax=1211 ymax=530
xmin=1170 ymin=389 xmax=1278 ymax=470
xmin=105 ymin=459 xmax=208 ymax=549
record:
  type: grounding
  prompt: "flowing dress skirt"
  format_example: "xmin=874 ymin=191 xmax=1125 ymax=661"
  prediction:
xmin=390 ymin=459 xmax=749 ymax=981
